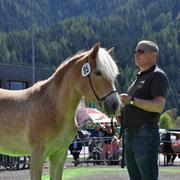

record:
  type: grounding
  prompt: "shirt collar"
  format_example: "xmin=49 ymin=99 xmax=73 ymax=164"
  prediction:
xmin=137 ymin=64 xmax=156 ymax=77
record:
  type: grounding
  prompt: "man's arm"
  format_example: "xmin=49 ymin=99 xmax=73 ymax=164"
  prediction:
xmin=119 ymin=93 xmax=166 ymax=113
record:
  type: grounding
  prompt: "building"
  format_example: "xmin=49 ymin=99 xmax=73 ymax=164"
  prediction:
xmin=0 ymin=63 xmax=54 ymax=90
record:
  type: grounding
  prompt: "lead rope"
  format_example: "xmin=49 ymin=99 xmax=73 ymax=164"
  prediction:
xmin=119 ymin=107 xmax=125 ymax=168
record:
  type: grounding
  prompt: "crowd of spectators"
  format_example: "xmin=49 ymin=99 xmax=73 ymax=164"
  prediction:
xmin=69 ymin=123 xmax=122 ymax=166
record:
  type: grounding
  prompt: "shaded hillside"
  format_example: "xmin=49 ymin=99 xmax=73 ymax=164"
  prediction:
xmin=0 ymin=0 xmax=180 ymax=33
xmin=0 ymin=0 xmax=180 ymax=113
xmin=0 ymin=0 xmax=127 ymax=32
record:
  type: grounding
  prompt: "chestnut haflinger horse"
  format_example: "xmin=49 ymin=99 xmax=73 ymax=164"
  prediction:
xmin=0 ymin=43 xmax=121 ymax=180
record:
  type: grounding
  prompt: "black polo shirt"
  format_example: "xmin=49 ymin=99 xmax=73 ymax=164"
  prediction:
xmin=123 ymin=65 xmax=169 ymax=129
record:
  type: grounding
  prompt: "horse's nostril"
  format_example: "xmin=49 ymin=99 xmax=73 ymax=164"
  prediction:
xmin=104 ymin=100 xmax=120 ymax=116
xmin=112 ymin=101 xmax=118 ymax=111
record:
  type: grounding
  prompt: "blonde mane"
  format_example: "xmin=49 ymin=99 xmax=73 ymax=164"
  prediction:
xmin=52 ymin=48 xmax=118 ymax=85
xmin=53 ymin=51 xmax=88 ymax=75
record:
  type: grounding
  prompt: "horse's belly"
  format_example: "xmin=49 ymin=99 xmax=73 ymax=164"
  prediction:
xmin=0 ymin=124 xmax=30 ymax=156
xmin=0 ymin=138 xmax=31 ymax=156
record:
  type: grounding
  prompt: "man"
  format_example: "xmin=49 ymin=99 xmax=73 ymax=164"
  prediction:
xmin=161 ymin=132 xmax=176 ymax=166
xmin=88 ymin=137 xmax=101 ymax=164
xmin=119 ymin=40 xmax=169 ymax=180
xmin=69 ymin=134 xmax=82 ymax=166
xmin=90 ymin=126 xmax=101 ymax=138
xmin=113 ymin=124 xmax=120 ymax=136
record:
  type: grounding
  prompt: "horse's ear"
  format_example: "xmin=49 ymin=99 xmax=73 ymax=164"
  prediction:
xmin=108 ymin=47 xmax=114 ymax=56
xmin=89 ymin=42 xmax=100 ymax=60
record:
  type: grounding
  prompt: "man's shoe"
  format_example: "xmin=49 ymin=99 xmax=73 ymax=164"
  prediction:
xmin=74 ymin=161 xmax=77 ymax=166
xmin=76 ymin=159 xmax=80 ymax=165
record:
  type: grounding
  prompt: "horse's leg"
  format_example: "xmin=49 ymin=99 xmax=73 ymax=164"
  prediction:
xmin=30 ymin=148 xmax=44 ymax=180
xmin=49 ymin=149 xmax=68 ymax=180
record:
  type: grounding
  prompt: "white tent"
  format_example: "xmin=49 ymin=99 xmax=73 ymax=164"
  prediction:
xmin=86 ymin=108 xmax=117 ymax=124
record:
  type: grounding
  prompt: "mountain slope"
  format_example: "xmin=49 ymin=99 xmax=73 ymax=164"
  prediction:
xmin=0 ymin=0 xmax=180 ymax=113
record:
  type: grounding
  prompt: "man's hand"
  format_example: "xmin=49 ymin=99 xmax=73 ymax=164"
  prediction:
xmin=119 ymin=93 xmax=131 ymax=105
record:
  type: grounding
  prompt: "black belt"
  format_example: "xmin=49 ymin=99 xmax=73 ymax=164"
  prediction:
xmin=126 ymin=122 xmax=157 ymax=135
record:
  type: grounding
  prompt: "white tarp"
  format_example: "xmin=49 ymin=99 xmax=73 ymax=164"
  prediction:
xmin=86 ymin=108 xmax=117 ymax=124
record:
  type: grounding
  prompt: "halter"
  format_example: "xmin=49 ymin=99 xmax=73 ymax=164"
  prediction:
xmin=85 ymin=57 xmax=117 ymax=104
xmin=84 ymin=57 xmax=117 ymax=142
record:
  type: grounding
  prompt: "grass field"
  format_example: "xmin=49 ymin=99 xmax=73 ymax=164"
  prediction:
xmin=42 ymin=168 xmax=127 ymax=180
xmin=42 ymin=167 xmax=180 ymax=180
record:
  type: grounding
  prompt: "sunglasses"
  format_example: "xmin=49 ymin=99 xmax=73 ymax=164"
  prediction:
xmin=134 ymin=49 xmax=156 ymax=54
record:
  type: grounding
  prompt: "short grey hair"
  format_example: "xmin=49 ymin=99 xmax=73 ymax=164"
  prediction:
xmin=138 ymin=40 xmax=159 ymax=53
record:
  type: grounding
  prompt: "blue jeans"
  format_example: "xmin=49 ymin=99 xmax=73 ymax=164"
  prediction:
xmin=125 ymin=124 xmax=160 ymax=180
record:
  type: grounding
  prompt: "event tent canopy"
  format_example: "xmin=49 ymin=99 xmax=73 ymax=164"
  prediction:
xmin=86 ymin=108 xmax=117 ymax=124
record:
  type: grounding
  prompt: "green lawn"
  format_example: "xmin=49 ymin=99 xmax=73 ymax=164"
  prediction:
xmin=42 ymin=167 xmax=180 ymax=180
xmin=42 ymin=168 xmax=127 ymax=180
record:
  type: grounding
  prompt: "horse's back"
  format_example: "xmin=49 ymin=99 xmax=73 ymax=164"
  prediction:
xmin=0 ymin=88 xmax=31 ymax=119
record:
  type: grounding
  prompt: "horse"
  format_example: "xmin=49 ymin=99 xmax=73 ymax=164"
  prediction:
xmin=0 ymin=42 xmax=121 ymax=180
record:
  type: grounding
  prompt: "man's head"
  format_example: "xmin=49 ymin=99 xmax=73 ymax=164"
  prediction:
xmin=134 ymin=40 xmax=159 ymax=71
xmin=113 ymin=124 xmax=118 ymax=131
xmin=136 ymin=40 xmax=159 ymax=53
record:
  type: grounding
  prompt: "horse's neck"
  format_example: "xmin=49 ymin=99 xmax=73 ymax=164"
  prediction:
xmin=50 ymin=57 xmax=84 ymax=117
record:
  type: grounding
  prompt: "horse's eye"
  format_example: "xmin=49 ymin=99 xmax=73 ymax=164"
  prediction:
xmin=94 ymin=71 xmax=102 ymax=76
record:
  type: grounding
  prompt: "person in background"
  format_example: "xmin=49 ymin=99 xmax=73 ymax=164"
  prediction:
xmin=88 ymin=137 xmax=101 ymax=164
xmin=102 ymin=125 xmax=114 ymax=162
xmin=109 ymin=133 xmax=122 ymax=165
xmin=119 ymin=40 xmax=169 ymax=180
xmin=113 ymin=124 xmax=120 ymax=136
xmin=69 ymin=134 xmax=82 ymax=166
xmin=161 ymin=132 xmax=176 ymax=165
xmin=90 ymin=126 xmax=101 ymax=140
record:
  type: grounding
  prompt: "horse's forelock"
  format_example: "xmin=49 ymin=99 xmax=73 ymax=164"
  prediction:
xmin=96 ymin=48 xmax=119 ymax=82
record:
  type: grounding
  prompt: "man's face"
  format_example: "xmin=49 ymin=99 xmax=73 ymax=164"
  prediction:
xmin=113 ymin=126 xmax=117 ymax=130
xmin=134 ymin=43 xmax=157 ymax=70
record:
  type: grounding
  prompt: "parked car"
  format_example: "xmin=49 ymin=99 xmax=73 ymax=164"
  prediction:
xmin=85 ymin=128 xmax=94 ymax=135
xmin=77 ymin=129 xmax=90 ymax=145
xmin=167 ymin=128 xmax=180 ymax=132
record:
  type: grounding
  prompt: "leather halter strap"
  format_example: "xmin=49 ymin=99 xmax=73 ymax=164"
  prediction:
xmin=86 ymin=57 xmax=117 ymax=103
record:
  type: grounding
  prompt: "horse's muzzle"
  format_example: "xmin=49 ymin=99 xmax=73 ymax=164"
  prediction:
xmin=102 ymin=93 xmax=121 ymax=117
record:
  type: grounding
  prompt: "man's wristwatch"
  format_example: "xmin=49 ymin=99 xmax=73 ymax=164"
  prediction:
xmin=129 ymin=96 xmax=134 ymax=105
